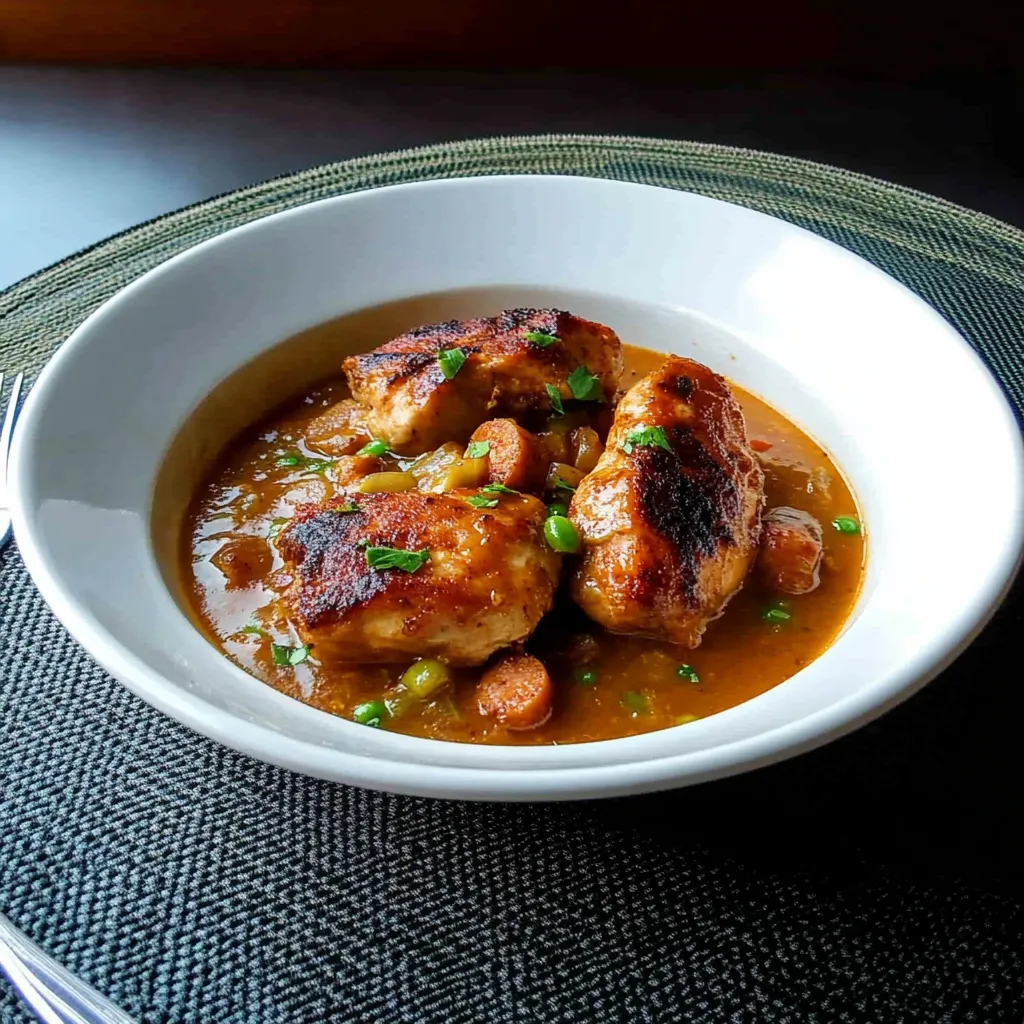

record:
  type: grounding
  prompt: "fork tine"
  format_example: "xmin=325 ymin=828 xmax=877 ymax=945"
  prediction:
xmin=1 ymin=372 xmax=25 ymax=486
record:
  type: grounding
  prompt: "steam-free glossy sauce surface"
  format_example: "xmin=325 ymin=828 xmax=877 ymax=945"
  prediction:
xmin=184 ymin=344 xmax=864 ymax=744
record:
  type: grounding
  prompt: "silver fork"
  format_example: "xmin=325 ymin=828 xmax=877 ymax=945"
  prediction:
xmin=1 ymin=371 xmax=25 ymax=551
xmin=0 ymin=914 xmax=136 ymax=1024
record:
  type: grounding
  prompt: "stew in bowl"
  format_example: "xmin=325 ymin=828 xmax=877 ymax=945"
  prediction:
xmin=12 ymin=175 xmax=1019 ymax=798
xmin=183 ymin=307 xmax=865 ymax=745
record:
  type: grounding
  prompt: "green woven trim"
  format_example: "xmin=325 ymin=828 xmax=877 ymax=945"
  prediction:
xmin=3 ymin=134 xmax=1024 ymax=378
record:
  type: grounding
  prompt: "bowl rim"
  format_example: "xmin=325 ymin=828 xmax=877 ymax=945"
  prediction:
xmin=10 ymin=173 xmax=1024 ymax=800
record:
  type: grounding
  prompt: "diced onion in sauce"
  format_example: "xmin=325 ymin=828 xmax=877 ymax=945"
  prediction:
xmin=357 ymin=471 xmax=417 ymax=493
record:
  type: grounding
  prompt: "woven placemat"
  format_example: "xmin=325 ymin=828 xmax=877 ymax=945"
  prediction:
xmin=2 ymin=136 xmax=1023 ymax=1024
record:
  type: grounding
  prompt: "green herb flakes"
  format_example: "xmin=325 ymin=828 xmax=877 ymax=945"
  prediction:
xmin=437 ymin=348 xmax=467 ymax=380
xmin=567 ymin=365 xmax=603 ymax=402
xmin=277 ymin=451 xmax=334 ymax=474
xmin=622 ymin=425 xmax=672 ymax=455
xmin=365 ymin=546 xmax=431 ymax=573
xmin=525 ymin=330 xmax=560 ymax=347
xmin=271 ymin=643 xmax=312 ymax=667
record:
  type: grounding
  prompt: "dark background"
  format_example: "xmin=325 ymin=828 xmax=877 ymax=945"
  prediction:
xmin=1 ymin=0 xmax=1022 ymax=73
xmin=2 ymin=0 xmax=1024 ymax=288
xmin=2 ymin=66 xmax=1023 ymax=291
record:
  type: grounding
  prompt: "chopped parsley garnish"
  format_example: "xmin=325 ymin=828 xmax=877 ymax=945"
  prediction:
xmin=525 ymin=330 xmax=559 ymax=348
xmin=622 ymin=425 xmax=672 ymax=455
xmin=355 ymin=538 xmax=369 ymax=549
xmin=832 ymin=515 xmax=862 ymax=535
xmin=352 ymin=700 xmax=388 ymax=728
xmin=545 ymin=383 xmax=565 ymax=415
xmin=470 ymin=483 xmax=517 ymax=507
xmin=332 ymin=500 xmax=360 ymax=514
xmin=763 ymin=600 xmax=792 ymax=624
xmin=465 ymin=440 xmax=491 ymax=459
xmin=676 ymin=664 xmax=700 ymax=684
xmin=575 ymin=668 xmax=598 ymax=687
xmin=357 ymin=438 xmax=388 ymax=457
xmin=621 ymin=690 xmax=651 ymax=717
xmin=271 ymin=642 xmax=312 ymax=667
xmin=553 ymin=479 xmax=577 ymax=494
xmin=437 ymin=347 xmax=467 ymax=380
xmin=567 ymin=365 xmax=603 ymax=402
xmin=365 ymin=546 xmax=431 ymax=573
xmin=277 ymin=452 xmax=333 ymax=474
xmin=239 ymin=624 xmax=266 ymax=637
xmin=267 ymin=516 xmax=290 ymax=539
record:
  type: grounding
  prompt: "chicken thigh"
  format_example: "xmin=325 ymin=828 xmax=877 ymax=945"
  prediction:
xmin=569 ymin=356 xmax=764 ymax=647
xmin=343 ymin=308 xmax=623 ymax=454
xmin=276 ymin=490 xmax=560 ymax=666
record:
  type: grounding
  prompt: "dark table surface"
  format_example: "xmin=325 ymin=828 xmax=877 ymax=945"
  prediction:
xmin=2 ymin=67 xmax=1023 ymax=291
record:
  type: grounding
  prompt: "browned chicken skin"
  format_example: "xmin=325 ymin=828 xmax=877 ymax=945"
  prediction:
xmin=757 ymin=506 xmax=824 ymax=595
xmin=343 ymin=309 xmax=623 ymax=454
xmin=569 ymin=356 xmax=764 ymax=647
xmin=276 ymin=491 xmax=561 ymax=666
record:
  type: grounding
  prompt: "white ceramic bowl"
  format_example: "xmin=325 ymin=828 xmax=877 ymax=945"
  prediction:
xmin=10 ymin=175 xmax=1024 ymax=800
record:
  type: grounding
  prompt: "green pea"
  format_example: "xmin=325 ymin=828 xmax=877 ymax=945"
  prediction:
xmin=400 ymin=658 xmax=451 ymax=698
xmin=547 ymin=502 xmax=569 ymax=518
xmin=357 ymin=439 xmax=388 ymax=457
xmin=352 ymin=700 xmax=387 ymax=727
xmin=832 ymin=515 xmax=861 ymax=535
xmin=543 ymin=515 xmax=581 ymax=554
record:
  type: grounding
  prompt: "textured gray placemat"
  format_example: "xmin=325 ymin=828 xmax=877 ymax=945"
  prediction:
xmin=2 ymin=136 xmax=1023 ymax=1023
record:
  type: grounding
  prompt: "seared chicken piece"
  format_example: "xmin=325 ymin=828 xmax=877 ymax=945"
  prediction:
xmin=570 ymin=356 xmax=764 ymax=647
xmin=276 ymin=491 xmax=560 ymax=666
xmin=757 ymin=506 xmax=823 ymax=595
xmin=343 ymin=309 xmax=623 ymax=454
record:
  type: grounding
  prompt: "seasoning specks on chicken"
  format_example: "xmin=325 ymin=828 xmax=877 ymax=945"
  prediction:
xmin=342 ymin=308 xmax=623 ymax=454
xmin=569 ymin=356 xmax=765 ymax=647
